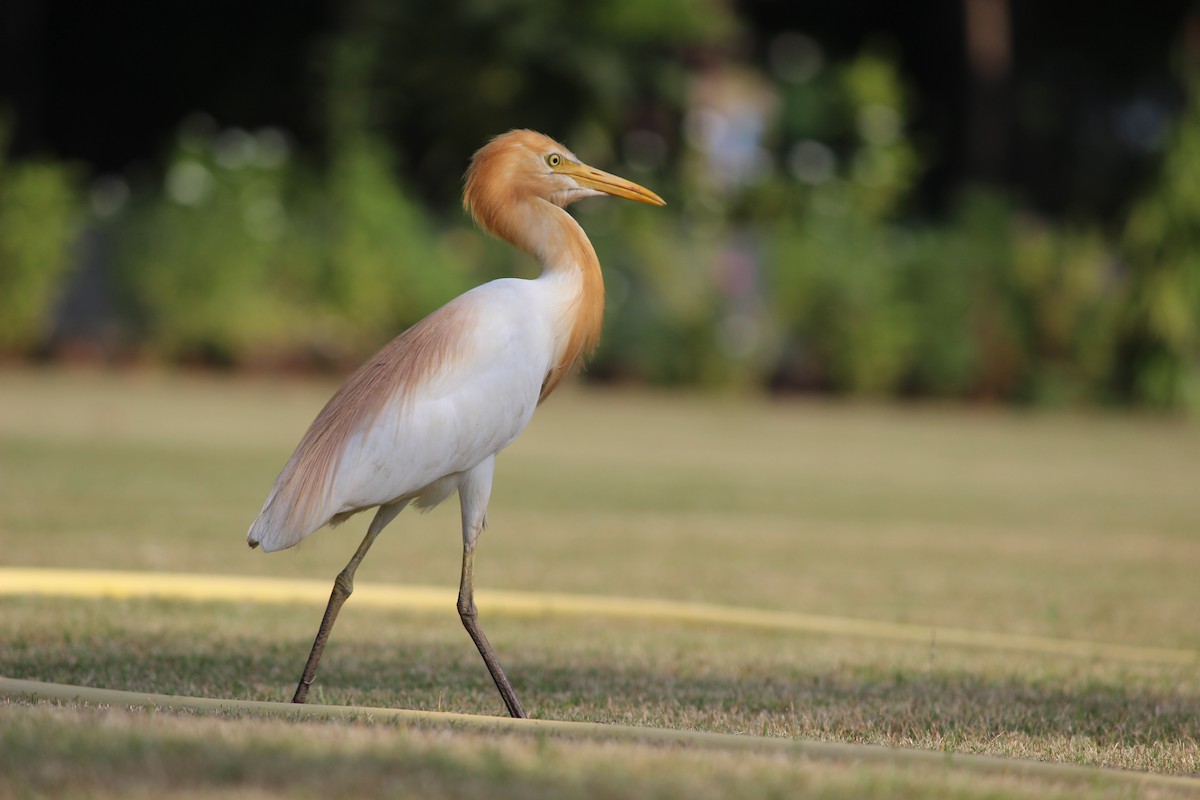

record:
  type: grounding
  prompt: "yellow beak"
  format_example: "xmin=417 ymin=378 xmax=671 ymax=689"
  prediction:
xmin=558 ymin=161 xmax=666 ymax=206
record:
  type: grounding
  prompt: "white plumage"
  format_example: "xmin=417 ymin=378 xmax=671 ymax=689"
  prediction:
xmin=246 ymin=129 xmax=664 ymax=718
xmin=248 ymin=278 xmax=562 ymax=552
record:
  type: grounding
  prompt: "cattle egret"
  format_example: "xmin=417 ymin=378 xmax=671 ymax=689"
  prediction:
xmin=247 ymin=129 xmax=665 ymax=718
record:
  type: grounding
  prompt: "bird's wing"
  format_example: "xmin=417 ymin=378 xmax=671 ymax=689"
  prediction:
xmin=248 ymin=280 xmax=554 ymax=552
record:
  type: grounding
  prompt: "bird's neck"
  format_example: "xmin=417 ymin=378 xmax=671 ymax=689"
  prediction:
xmin=504 ymin=200 xmax=605 ymax=401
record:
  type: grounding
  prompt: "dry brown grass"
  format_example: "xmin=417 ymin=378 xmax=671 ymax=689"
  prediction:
xmin=2 ymin=368 xmax=1198 ymax=797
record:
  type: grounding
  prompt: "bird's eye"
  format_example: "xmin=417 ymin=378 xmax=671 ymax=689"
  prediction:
xmin=545 ymin=153 xmax=562 ymax=168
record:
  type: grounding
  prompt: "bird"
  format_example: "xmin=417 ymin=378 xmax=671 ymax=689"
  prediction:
xmin=246 ymin=129 xmax=665 ymax=718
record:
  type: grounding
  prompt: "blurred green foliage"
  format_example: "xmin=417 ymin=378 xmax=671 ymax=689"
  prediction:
xmin=768 ymin=50 xmax=942 ymax=396
xmin=0 ymin=118 xmax=79 ymax=351
xmin=768 ymin=165 xmax=1123 ymax=404
xmin=2 ymin=16 xmax=1200 ymax=413
xmin=111 ymin=124 xmax=467 ymax=365
xmin=321 ymin=0 xmax=737 ymax=207
xmin=1114 ymin=68 xmax=1200 ymax=411
xmin=112 ymin=125 xmax=304 ymax=363
xmin=590 ymin=207 xmax=736 ymax=387
xmin=762 ymin=50 xmax=1190 ymax=409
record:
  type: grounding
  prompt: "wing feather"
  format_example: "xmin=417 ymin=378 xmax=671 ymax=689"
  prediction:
xmin=247 ymin=282 xmax=549 ymax=552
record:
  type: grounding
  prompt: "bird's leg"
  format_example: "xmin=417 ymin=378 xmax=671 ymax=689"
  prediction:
xmin=455 ymin=455 xmax=526 ymax=718
xmin=292 ymin=500 xmax=406 ymax=704
xmin=457 ymin=541 xmax=526 ymax=719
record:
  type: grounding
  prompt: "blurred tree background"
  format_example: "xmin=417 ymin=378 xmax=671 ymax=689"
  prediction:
xmin=2 ymin=0 xmax=1200 ymax=410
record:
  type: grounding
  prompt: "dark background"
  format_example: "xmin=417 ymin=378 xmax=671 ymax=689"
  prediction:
xmin=5 ymin=1 xmax=1196 ymax=217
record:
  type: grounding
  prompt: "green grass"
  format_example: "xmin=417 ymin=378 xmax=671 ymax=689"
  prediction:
xmin=2 ymin=368 xmax=1199 ymax=797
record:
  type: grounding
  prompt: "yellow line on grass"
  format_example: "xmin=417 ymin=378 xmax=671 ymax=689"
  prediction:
xmin=1 ymin=567 xmax=1195 ymax=665
xmin=2 ymin=676 xmax=1197 ymax=791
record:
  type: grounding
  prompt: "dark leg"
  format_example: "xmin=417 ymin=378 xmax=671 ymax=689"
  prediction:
xmin=292 ymin=501 xmax=406 ymax=703
xmin=457 ymin=541 xmax=527 ymax=718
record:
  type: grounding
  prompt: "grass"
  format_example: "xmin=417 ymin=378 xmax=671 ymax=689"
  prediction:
xmin=2 ymin=367 xmax=1199 ymax=797
xmin=12 ymin=705 xmax=1191 ymax=800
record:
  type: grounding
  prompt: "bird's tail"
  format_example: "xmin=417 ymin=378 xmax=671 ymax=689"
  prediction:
xmin=246 ymin=469 xmax=330 ymax=553
xmin=246 ymin=493 xmax=300 ymax=553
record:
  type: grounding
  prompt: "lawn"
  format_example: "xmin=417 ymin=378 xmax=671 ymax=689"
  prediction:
xmin=1 ymin=368 xmax=1198 ymax=797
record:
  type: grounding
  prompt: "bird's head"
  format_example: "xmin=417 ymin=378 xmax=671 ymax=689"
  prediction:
xmin=464 ymin=130 xmax=664 ymax=240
